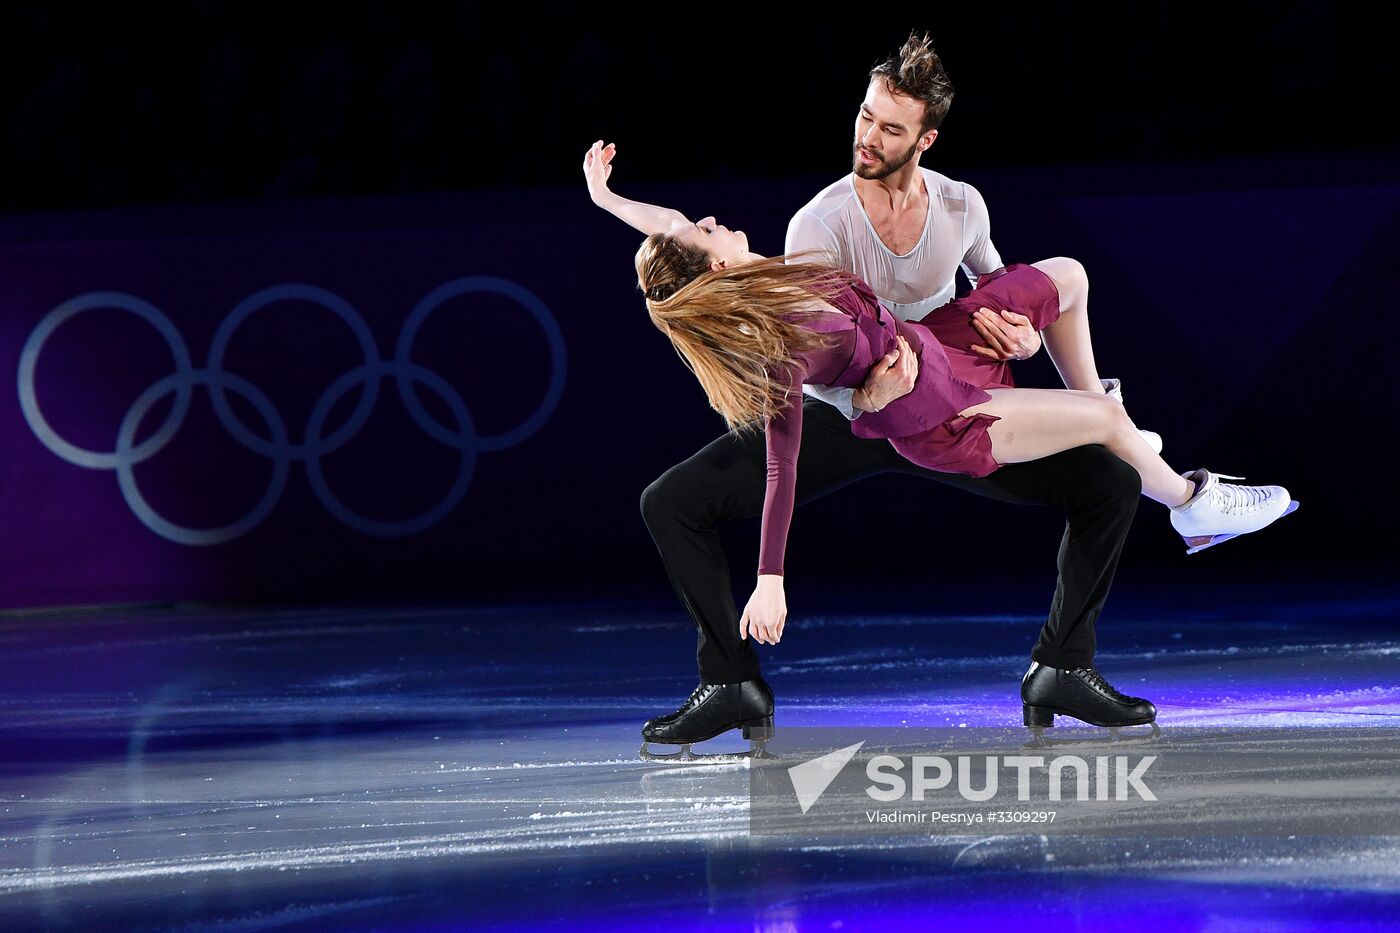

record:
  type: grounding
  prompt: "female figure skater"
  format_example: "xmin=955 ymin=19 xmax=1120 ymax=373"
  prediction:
xmin=583 ymin=141 xmax=1295 ymax=653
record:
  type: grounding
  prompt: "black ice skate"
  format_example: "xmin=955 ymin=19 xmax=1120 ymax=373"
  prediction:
xmin=1020 ymin=661 xmax=1161 ymax=747
xmin=639 ymin=677 xmax=775 ymax=762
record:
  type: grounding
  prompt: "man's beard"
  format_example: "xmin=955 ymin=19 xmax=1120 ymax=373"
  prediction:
xmin=853 ymin=139 xmax=919 ymax=179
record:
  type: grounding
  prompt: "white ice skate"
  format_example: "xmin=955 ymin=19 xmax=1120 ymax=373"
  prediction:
xmin=1101 ymin=377 xmax=1164 ymax=454
xmin=1170 ymin=468 xmax=1298 ymax=555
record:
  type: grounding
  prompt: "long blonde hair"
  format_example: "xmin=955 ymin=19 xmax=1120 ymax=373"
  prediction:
xmin=635 ymin=234 xmax=851 ymax=433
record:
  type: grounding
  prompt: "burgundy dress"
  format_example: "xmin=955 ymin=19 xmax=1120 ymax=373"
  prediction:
xmin=758 ymin=262 xmax=1062 ymax=577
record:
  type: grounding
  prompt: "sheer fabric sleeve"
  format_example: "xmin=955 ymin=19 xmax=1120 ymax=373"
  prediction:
xmin=784 ymin=209 xmax=842 ymax=266
xmin=959 ymin=181 xmax=1006 ymax=288
xmin=757 ymin=361 xmax=807 ymax=578
xmin=786 ymin=211 xmax=860 ymax=420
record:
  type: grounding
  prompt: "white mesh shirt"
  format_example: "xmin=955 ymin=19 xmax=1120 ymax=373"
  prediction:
xmin=784 ymin=167 xmax=1004 ymax=419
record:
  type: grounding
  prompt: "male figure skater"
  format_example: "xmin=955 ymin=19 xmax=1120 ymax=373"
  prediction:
xmin=615 ymin=34 xmax=1158 ymax=757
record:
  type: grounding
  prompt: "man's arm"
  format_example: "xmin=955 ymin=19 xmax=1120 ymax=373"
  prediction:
xmin=960 ymin=182 xmax=1043 ymax=362
xmin=784 ymin=211 xmax=862 ymax=416
xmin=959 ymin=182 xmax=1005 ymax=286
xmin=582 ymin=140 xmax=689 ymax=235
xmin=785 ymin=210 xmax=920 ymax=415
xmin=805 ymin=338 xmax=917 ymax=415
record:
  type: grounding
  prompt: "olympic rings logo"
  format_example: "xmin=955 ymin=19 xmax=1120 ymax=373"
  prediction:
xmin=16 ymin=277 xmax=565 ymax=545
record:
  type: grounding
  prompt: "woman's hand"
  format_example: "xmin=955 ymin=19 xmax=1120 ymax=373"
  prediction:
xmin=582 ymin=139 xmax=617 ymax=203
xmin=581 ymin=139 xmax=690 ymax=235
xmin=740 ymin=575 xmax=788 ymax=645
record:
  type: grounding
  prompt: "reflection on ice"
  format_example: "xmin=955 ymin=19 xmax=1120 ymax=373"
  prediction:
xmin=1 ymin=584 xmax=1398 ymax=928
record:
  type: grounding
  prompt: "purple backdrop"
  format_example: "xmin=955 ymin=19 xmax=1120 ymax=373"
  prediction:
xmin=2 ymin=157 xmax=1394 ymax=608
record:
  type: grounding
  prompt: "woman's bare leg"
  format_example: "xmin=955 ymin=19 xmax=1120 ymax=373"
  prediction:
xmin=960 ymin=388 xmax=1193 ymax=505
xmin=1032 ymin=257 xmax=1106 ymax=394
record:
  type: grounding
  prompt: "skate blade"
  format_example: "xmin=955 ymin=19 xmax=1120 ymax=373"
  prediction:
xmin=1181 ymin=499 xmax=1299 ymax=555
xmin=1024 ymin=721 xmax=1162 ymax=749
xmin=639 ymin=739 xmax=774 ymax=764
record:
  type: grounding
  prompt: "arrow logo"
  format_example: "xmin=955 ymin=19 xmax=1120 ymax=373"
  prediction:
xmin=787 ymin=741 xmax=865 ymax=814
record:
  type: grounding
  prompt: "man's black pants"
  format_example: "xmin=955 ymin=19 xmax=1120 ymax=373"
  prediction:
xmin=640 ymin=397 xmax=1142 ymax=683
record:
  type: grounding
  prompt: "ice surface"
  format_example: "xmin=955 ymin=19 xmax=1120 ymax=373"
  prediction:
xmin=1 ymin=583 xmax=1398 ymax=929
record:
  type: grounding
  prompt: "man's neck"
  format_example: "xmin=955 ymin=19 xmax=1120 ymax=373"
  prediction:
xmin=852 ymin=161 xmax=926 ymax=213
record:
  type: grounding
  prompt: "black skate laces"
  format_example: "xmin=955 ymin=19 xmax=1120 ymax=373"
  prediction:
xmin=671 ymin=683 xmax=717 ymax=716
xmin=1070 ymin=667 xmax=1132 ymax=702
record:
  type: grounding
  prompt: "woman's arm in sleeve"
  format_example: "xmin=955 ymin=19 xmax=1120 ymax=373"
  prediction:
xmin=757 ymin=363 xmax=805 ymax=577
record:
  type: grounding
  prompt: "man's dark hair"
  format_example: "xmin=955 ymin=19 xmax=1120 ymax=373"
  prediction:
xmin=868 ymin=31 xmax=955 ymax=135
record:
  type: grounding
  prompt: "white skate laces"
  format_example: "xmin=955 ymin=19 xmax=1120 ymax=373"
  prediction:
xmin=1205 ymin=476 xmax=1273 ymax=512
xmin=1176 ymin=472 xmax=1260 ymax=510
xmin=1170 ymin=468 xmax=1298 ymax=554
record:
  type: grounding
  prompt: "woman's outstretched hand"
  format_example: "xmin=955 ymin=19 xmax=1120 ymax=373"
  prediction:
xmin=740 ymin=575 xmax=788 ymax=645
xmin=581 ymin=140 xmax=688 ymax=235
xmin=582 ymin=139 xmax=617 ymax=203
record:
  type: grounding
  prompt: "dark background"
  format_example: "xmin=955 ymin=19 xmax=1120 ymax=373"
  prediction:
xmin=1 ymin=2 xmax=1395 ymax=609
xmin=3 ymin=3 xmax=1394 ymax=210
